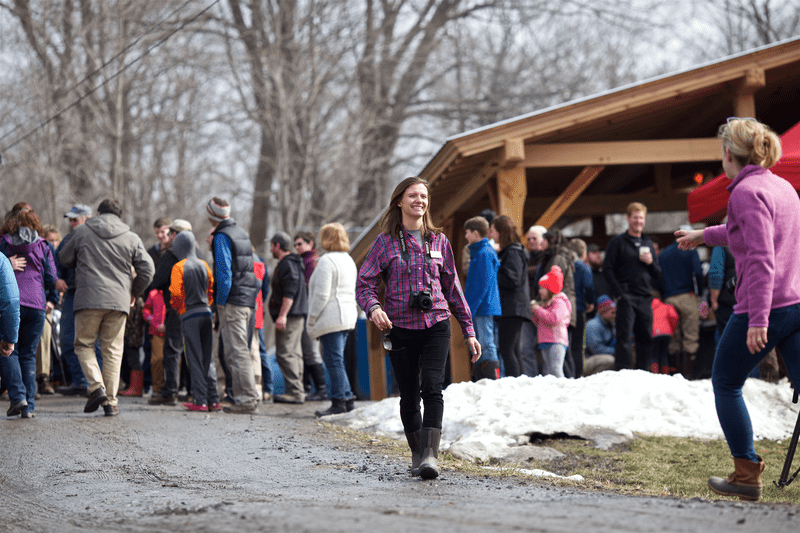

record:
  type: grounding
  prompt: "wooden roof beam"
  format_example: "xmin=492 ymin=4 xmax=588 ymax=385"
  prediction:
xmin=534 ymin=165 xmax=605 ymax=228
xmin=521 ymin=138 xmax=721 ymax=167
xmin=733 ymin=68 xmax=766 ymax=119
xmin=526 ymin=192 xmax=689 ymax=218
xmin=432 ymin=157 xmax=500 ymax=225
xmin=501 ymin=138 xmax=525 ymax=168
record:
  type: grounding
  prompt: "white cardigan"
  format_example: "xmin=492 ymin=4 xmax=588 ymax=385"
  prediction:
xmin=307 ymin=251 xmax=358 ymax=339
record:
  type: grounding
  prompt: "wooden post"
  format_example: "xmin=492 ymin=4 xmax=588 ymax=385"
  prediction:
xmin=496 ymin=166 xmax=527 ymax=231
xmin=733 ymin=68 xmax=765 ymax=119
xmin=367 ymin=322 xmax=388 ymax=401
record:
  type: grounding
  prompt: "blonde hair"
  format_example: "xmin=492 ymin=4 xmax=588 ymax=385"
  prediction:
xmin=319 ymin=222 xmax=350 ymax=252
xmin=718 ymin=119 xmax=782 ymax=169
xmin=626 ymin=202 xmax=647 ymax=216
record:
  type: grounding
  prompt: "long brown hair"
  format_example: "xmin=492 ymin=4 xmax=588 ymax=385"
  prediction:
xmin=1 ymin=202 xmax=42 ymax=236
xmin=380 ymin=177 xmax=441 ymax=238
xmin=492 ymin=215 xmax=521 ymax=250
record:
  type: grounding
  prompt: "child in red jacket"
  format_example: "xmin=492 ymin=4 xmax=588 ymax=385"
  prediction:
xmin=651 ymin=297 xmax=679 ymax=374
xmin=142 ymin=289 xmax=167 ymax=394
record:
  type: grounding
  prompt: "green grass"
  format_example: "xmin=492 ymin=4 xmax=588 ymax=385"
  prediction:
xmin=321 ymin=423 xmax=800 ymax=504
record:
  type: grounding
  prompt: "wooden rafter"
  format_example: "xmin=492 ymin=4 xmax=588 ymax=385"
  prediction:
xmin=521 ymin=138 xmax=721 ymax=167
xmin=432 ymin=157 xmax=501 ymax=225
xmin=533 ymin=166 xmax=604 ymax=228
xmin=527 ymin=192 xmax=689 ymax=217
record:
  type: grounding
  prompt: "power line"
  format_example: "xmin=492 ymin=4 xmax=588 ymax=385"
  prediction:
xmin=0 ymin=0 xmax=220 ymax=155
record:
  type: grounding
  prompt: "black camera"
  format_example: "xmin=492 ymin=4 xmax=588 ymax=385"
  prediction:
xmin=409 ymin=290 xmax=433 ymax=311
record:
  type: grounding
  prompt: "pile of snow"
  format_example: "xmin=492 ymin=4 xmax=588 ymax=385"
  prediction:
xmin=331 ymin=370 xmax=800 ymax=462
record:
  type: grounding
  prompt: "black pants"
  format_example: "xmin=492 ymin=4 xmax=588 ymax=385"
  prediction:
xmin=387 ymin=320 xmax=450 ymax=431
xmin=161 ymin=309 xmax=184 ymax=396
xmin=614 ymin=294 xmax=653 ymax=371
xmin=497 ymin=317 xmax=526 ymax=377
xmin=571 ymin=312 xmax=587 ymax=378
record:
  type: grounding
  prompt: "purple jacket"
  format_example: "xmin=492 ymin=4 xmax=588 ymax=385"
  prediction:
xmin=0 ymin=228 xmax=57 ymax=311
xmin=703 ymin=165 xmax=800 ymax=328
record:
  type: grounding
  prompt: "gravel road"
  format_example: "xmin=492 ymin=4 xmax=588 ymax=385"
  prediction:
xmin=1 ymin=395 xmax=798 ymax=532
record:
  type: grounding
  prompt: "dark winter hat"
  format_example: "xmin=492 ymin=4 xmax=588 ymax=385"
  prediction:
xmin=64 ymin=204 xmax=91 ymax=219
xmin=270 ymin=231 xmax=292 ymax=252
xmin=538 ymin=265 xmax=564 ymax=295
xmin=206 ymin=197 xmax=230 ymax=222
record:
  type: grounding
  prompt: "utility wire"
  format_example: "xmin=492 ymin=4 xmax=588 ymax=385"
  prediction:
xmin=0 ymin=0 xmax=220 ymax=155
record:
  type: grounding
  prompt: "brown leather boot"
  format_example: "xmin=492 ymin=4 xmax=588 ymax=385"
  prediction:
xmin=708 ymin=456 xmax=766 ymax=501
xmin=118 ymin=370 xmax=144 ymax=397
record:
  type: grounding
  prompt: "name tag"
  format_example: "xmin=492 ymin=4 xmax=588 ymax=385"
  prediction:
xmin=430 ymin=250 xmax=443 ymax=259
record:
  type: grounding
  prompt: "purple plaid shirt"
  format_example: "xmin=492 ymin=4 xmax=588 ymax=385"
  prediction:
xmin=356 ymin=229 xmax=475 ymax=337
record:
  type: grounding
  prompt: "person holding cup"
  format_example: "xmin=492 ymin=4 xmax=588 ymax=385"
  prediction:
xmin=602 ymin=202 xmax=661 ymax=371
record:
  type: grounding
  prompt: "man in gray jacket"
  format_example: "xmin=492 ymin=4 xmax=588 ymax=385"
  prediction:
xmin=59 ymin=199 xmax=154 ymax=416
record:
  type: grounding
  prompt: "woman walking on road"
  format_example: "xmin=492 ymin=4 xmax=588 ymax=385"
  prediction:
xmin=490 ymin=215 xmax=531 ymax=377
xmin=357 ymin=177 xmax=481 ymax=480
xmin=0 ymin=204 xmax=57 ymax=418
xmin=308 ymin=223 xmax=358 ymax=417
xmin=677 ymin=117 xmax=800 ymax=501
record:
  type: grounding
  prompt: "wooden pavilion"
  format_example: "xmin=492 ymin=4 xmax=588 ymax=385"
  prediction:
xmin=351 ymin=37 xmax=800 ymax=400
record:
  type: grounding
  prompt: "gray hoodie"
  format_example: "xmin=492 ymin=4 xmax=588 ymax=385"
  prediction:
xmin=59 ymin=213 xmax=154 ymax=314
xmin=171 ymin=231 xmax=212 ymax=316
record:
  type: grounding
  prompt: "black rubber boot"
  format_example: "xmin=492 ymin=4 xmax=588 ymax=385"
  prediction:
xmin=473 ymin=360 xmax=500 ymax=381
xmin=405 ymin=430 xmax=422 ymax=476
xmin=305 ymin=364 xmax=329 ymax=401
xmin=345 ymin=397 xmax=356 ymax=412
xmin=419 ymin=427 xmax=441 ymax=480
xmin=315 ymin=398 xmax=347 ymax=417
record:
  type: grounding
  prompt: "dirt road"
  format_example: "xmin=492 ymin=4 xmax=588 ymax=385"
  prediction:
xmin=1 ymin=395 xmax=797 ymax=532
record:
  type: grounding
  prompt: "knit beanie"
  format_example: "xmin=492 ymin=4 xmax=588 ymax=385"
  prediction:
xmin=596 ymin=295 xmax=616 ymax=312
xmin=538 ymin=265 xmax=564 ymax=295
xmin=206 ymin=198 xmax=230 ymax=222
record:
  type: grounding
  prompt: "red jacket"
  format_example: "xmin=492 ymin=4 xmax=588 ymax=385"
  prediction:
xmin=652 ymin=298 xmax=679 ymax=337
xmin=142 ymin=289 xmax=166 ymax=337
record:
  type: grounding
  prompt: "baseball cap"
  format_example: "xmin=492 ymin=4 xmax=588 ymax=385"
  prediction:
xmin=64 ymin=204 xmax=91 ymax=219
xmin=170 ymin=219 xmax=193 ymax=232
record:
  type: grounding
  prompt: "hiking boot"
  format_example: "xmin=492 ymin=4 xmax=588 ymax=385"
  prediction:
xmin=84 ymin=387 xmax=107 ymax=413
xmin=147 ymin=394 xmax=178 ymax=406
xmin=708 ymin=456 xmax=766 ymax=501
xmin=7 ymin=400 xmax=28 ymax=417
xmin=315 ymin=398 xmax=347 ymax=417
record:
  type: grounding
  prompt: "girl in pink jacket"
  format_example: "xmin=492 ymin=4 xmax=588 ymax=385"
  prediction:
xmin=531 ymin=265 xmax=572 ymax=377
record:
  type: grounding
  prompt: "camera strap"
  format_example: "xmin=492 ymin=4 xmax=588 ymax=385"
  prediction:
xmin=398 ymin=229 xmax=433 ymax=288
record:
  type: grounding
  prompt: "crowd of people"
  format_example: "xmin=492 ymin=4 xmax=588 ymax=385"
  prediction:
xmin=1 ymin=118 xmax=797 ymax=498
xmin=0 ymin=197 xmax=357 ymax=420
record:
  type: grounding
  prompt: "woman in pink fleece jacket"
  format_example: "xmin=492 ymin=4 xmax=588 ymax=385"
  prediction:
xmin=677 ymin=117 xmax=800 ymax=502
xmin=531 ymin=265 xmax=571 ymax=378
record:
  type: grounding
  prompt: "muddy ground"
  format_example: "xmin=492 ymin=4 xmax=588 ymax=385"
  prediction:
xmin=1 ymin=395 xmax=798 ymax=533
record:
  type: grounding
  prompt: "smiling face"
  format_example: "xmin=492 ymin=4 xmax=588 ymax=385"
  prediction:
xmin=294 ymin=238 xmax=313 ymax=255
xmin=397 ymin=183 xmax=429 ymax=223
xmin=155 ymin=225 xmax=170 ymax=245
xmin=626 ymin=210 xmax=646 ymax=237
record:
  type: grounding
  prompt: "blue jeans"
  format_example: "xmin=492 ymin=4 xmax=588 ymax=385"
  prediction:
xmin=713 ymin=304 xmax=800 ymax=461
xmin=0 ymin=305 xmax=45 ymax=411
xmin=60 ymin=292 xmax=89 ymax=388
xmin=473 ymin=315 xmax=499 ymax=364
xmin=320 ymin=330 xmax=353 ymax=400
xmin=258 ymin=329 xmax=273 ymax=395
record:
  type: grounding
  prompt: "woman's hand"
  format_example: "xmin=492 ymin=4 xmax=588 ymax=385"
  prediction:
xmin=674 ymin=229 xmax=704 ymax=251
xmin=747 ymin=327 xmax=768 ymax=354
xmin=370 ymin=307 xmax=392 ymax=331
xmin=467 ymin=337 xmax=482 ymax=363
xmin=9 ymin=255 xmax=26 ymax=271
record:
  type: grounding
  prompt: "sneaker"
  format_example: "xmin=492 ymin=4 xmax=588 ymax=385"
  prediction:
xmin=222 ymin=403 xmax=259 ymax=414
xmin=84 ymin=387 xmax=108 ymax=413
xmin=20 ymin=409 xmax=35 ymax=419
xmin=208 ymin=403 xmax=222 ymax=412
xmin=103 ymin=404 xmax=119 ymax=417
xmin=183 ymin=402 xmax=208 ymax=412
xmin=147 ymin=394 xmax=178 ymax=406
